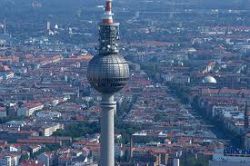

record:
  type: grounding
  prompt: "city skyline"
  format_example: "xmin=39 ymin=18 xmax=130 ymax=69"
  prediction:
xmin=0 ymin=0 xmax=250 ymax=166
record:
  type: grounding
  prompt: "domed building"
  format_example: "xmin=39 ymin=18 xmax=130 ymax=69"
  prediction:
xmin=202 ymin=75 xmax=217 ymax=84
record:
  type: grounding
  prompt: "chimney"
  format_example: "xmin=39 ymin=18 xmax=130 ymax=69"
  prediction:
xmin=129 ymin=134 xmax=133 ymax=162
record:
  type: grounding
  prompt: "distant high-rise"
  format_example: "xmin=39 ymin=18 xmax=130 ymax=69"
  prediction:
xmin=47 ymin=21 xmax=51 ymax=31
xmin=87 ymin=0 xmax=129 ymax=165
xmin=3 ymin=19 xmax=7 ymax=34
xmin=244 ymin=102 xmax=249 ymax=130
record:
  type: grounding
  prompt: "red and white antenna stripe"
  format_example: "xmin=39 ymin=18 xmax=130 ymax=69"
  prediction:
xmin=103 ymin=0 xmax=114 ymax=24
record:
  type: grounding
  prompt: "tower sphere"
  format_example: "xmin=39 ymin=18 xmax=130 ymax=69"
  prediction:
xmin=87 ymin=53 xmax=129 ymax=94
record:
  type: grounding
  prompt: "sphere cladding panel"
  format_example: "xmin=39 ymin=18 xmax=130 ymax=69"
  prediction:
xmin=87 ymin=54 xmax=129 ymax=94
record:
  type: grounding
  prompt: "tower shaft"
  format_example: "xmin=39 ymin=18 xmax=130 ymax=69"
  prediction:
xmin=100 ymin=94 xmax=116 ymax=166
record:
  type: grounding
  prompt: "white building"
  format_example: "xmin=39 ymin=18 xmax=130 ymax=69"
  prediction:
xmin=244 ymin=133 xmax=250 ymax=149
xmin=212 ymin=106 xmax=239 ymax=118
xmin=0 ymin=107 xmax=7 ymax=118
xmin=173 ymin=158 xmax=180 ymax=166
xmin=41 ymin=123 xmax=63 ymax=136
xmin=36 ymin=111 xmax=61 ymax=119
xmin=37 ymin=152 xmax=54 ymax=166
xmin=0 ymin=154 xmax=20 ymax=166
xmin=17 ymin=103 xmax=44 ymax=117
xmin=0 ymin=156 xmax=12 ymax=166
xmin=209 ymin=148 xmax=250 ymax=166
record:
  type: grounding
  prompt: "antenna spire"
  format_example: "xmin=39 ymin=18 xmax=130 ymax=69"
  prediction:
xmin=103 ymin=0 xmax=114 ymax=24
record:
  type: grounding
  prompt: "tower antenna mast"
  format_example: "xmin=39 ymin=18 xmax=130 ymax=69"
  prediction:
xmin=87 ymin=0 xmax=130 ymax=166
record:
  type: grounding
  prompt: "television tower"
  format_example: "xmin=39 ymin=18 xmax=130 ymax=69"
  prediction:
xmin=87 ymin=0 xmax=129 ymax=165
